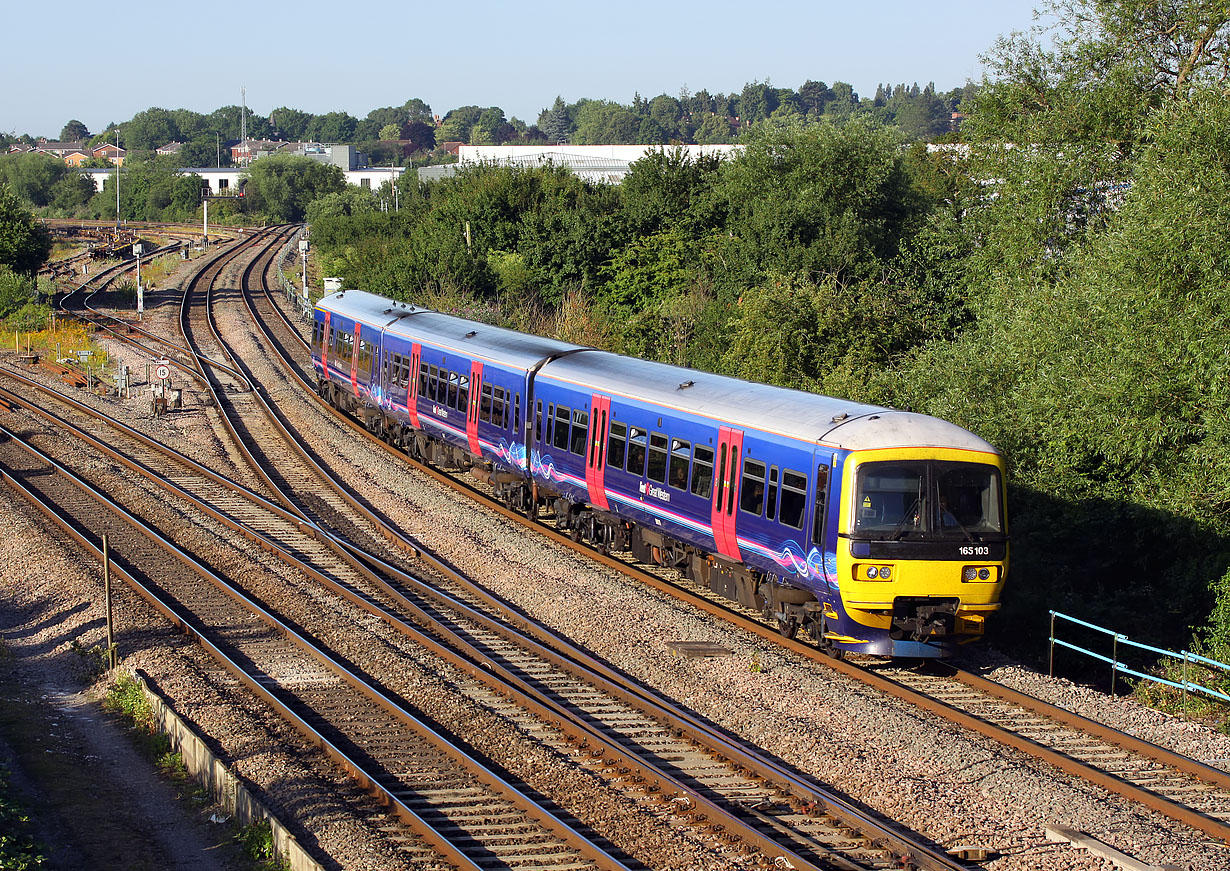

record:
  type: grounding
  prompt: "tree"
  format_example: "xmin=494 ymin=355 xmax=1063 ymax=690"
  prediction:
xmin=540 ymin=96 xmax=572 ymax=143
xmin=379 ymin=124 xmax=403 ymax=141
xmin=715 ymin=117 xmax=921 ymax=285
xmin=270 ymin=107 xmax=313 ymax=141
xmin=0 ymin=153 xmax=73 ymax=207
xmin=307 ymin=111 xmax=359 ymax=143
xmin=0 ymin=183 xmax=52 ymax=273
xmin=401 ymin=98 xmax=434 ymax=123
xmin=403 ymin=120 xmax=436 ymax=153
xmin=124 ymin=107 xmax=181 ymax=151
xmin=241 ymin=154 xmax=346 ymax=222
xmin=179 ymin=137 xmax=227 ymax=168
xmin=60 ymin=120 xmax=90 ymax=142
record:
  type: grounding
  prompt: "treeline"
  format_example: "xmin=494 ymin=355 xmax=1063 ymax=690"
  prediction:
xmin=1 ymin=80 xmax=966 ymax=171
xmin=307 ymin=4 xmax=1230 ymax=667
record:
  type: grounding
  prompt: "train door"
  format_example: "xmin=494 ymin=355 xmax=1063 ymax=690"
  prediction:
xmin=810 ymin=453 xmax=834 ymax=587
xmin=407 ymin=343 xmax=421 ymax=427
xmin=349 ymin=322 xmax=361 ymax=396
xmin=466 ymin=360 xmax=484 ymax=454
xmin=321 ymin=311 xmax=331 ymax=374
xmin=711 ymin=427 xmax=744 ymax=561
xmin=585 ymin=394 xmax=611 ymax=510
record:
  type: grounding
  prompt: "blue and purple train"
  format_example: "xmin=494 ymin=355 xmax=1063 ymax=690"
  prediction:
xmin=312 ymin=289 xmax=1008 ymax=658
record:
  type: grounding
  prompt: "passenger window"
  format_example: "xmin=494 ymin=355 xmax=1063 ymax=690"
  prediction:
xmin=780 ymin=469 xmax=808 ymax=530
xmin=647 ymin=433 xmax=668 ymax=483
xmin=627 ymin=427 xmax=647 ymax=475
xmin=458 ymin=375 xmax=469 ymax=412
xmin=448 ymin=372 xmax=460 ymax=410
xmin=766 ymin=466 xmax=779 ymax=521
xmin=691 ymin=445 xmax=714 ymax=499
xmin=607 ymin=421 xmax=627 ymax=469
xmin=480 ymin=384 xmax=493 ymax=423
xmin=492 ymin=386 xmax=505 ymax=427
xmin=571 ymin=409 xmax=588 ymax=455
xmin=553 ymin=405 xmax=571 ymax=450
xmin=669 ymin=440 xmax=690 ymax=491
xmin=741 ymin=459 xmax=767 ymax=515
xmin=812 ymin=464 xmax=830 ymax=546
xmin=536 ymin=400 xmax=543 ymax=442
xmin=428 ymin=365 xmax=439 ymax=400
xmin=514 ymin=394 xmax=521 ymax=432
xmin=419 ymin=363 xmax=428 ymax=397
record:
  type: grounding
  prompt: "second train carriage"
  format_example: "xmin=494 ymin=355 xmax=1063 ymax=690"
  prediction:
xmin=312 ymin=290 xmax=1008 ymax=658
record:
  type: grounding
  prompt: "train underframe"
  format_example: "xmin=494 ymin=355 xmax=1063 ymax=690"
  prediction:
xmin=323 ymin=382 xmax=959 ymax=658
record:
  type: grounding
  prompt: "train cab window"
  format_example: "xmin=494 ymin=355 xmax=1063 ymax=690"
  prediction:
xmin=570 ymin=409 xmax=588 ymax=455
xmin=780 ymin=469 xmax=808 ymax=530
xmin=627 ymin=427 xmax=647 ymax=476
xmin=480 ymin=384 xmax=494 ymax=423
xmin=740 ymin=459 xmax=767 ymax=515
xmin=607 ymin=421 xmax=627 ymax=469
xmin=536 ymin=401 xmax=544 ymax=442
xmin=553 ymin=405 xmax=571 ymax=450
xmin=691 ymin=445 xmax=714 ymax=499
xmin=312 ymin=321 xmax=323 ymax=351
xmin=766 ymin=467 xmax=780 ymax=521
xmin=812 ymin=464 xmax=830 ymax=546
xmin=647 ymin=433 xmax=668 ymax=483
xmin=669 ymin=440 xmax=691 ymax=490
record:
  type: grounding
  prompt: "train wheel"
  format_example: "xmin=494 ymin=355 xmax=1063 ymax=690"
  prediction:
xmin=776 ymin=614 xmax=799 ymax=640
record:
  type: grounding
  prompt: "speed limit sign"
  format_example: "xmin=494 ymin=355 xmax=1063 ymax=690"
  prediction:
xmin=155 ymin=364 xmax=170 ymax=380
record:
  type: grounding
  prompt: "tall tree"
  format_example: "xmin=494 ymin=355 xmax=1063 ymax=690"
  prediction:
xmin=0 ymin=183 xmax=52 ymax=273
xmin=59 ymin=120 xmax=90 ymax=142
xmin=241 ymin=154 xmax=345 ymax=222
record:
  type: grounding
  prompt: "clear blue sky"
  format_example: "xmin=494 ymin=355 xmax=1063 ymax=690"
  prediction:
xmin=4 ymin=1 xmax=1043 ymax=138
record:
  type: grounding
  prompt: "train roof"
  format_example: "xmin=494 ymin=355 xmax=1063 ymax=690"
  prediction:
xmin=538 ymin=352 xmax=998 ymax=454
xmin=317 ymin=290 xmax=588 ymax=371
xmin=317 ymin=291 xmax=998 ymax=455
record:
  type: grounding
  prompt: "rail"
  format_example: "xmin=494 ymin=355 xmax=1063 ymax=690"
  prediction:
xmin=1049 ymin=609 xmax=1230 ymax=706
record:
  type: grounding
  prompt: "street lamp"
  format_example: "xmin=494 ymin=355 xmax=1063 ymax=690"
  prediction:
xmin=133 ymin=243 xmax=144 ymax=317
xmin=299 ymin=238 xmax=310 ymax=303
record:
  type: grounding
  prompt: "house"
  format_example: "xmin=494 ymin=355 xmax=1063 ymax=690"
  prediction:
xmin=63 ymin=150 xmax=92 ymax=167
xmin=230 ymin=139 xmax=288 ymax=165
xmin=91 ymin=142 xmax=126 ymax=166
xmin=33 ymin=139 xmax=87 ymax=157
xmin=156 ymin=141 xmax=183 ymax=156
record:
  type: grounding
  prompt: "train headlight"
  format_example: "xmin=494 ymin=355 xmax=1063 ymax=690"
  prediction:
xmin=978 ymin=568 xmax=991 ymax=581
xmin=963 ymin=566 xmax=997 ymax=582
xmin=866 ymin=566 xmax=879 ymax=579
xmin=963 ymin=566 xmax=979 ymax=581
xmin=878 ymin=566 xmax=892 ymax=580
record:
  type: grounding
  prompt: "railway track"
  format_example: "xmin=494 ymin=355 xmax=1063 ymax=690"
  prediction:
xmin=222 ymin=237 xmax=1230 ymax=853
xmin=0 ymin=419 xmax=625 ymax=871
xmin=2 ymin=226 xmax=987 ymax=867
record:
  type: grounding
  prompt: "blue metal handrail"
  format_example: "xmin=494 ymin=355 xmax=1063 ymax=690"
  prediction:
xmin=1048 ymin=610 xmax=1230 ymax=707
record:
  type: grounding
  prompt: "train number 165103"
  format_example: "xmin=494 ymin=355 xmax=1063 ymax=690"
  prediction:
xmin=959 ymin=545 xmax=990 ymax=556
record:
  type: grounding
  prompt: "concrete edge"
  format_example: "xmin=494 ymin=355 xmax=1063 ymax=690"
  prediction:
xmin=131 ymin=668 xmax=325 ymax=871
xmin=1044 ymin=825 xmax=1181 ymax=871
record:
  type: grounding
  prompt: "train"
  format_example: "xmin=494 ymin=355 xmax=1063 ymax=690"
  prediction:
xmin=311 ymin=289 xmax=1008 ymax=659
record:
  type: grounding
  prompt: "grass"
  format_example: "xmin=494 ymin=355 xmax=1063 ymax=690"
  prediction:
xmin=234 ymin=821 xmax=285 ymax=870
xmin=0 ymin=767 xmax=45 ymax=869
xmin=1131 ymin=646 xmax=1230 ymax=734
